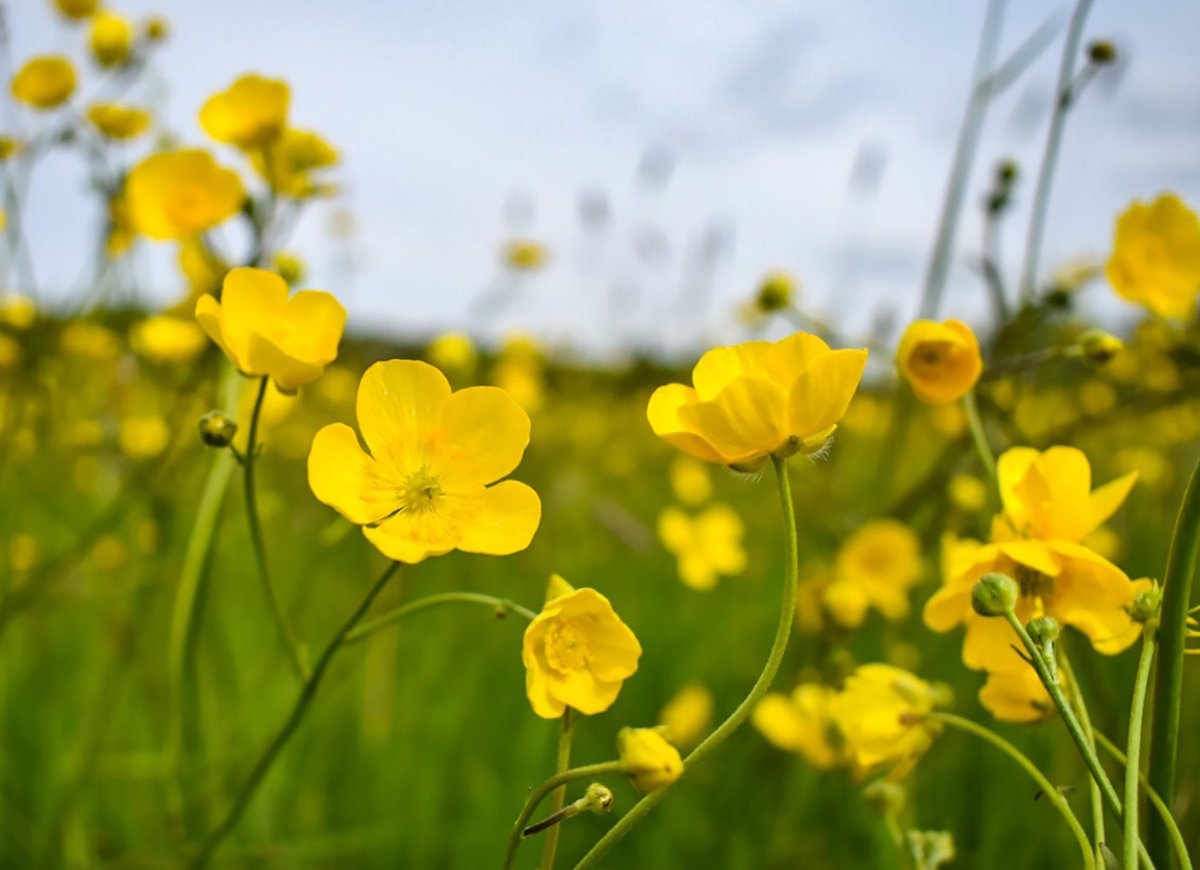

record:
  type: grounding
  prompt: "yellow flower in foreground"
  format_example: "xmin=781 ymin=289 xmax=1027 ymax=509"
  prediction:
xmin=832 ymin=664 xmax=943 ymax=779
xmin=130 ymin=315 xmax=207 ymax=364
xmin=522 ymin=575 xmax=640 ymax=718
xmin=668 ymin=456 xmax=712 ymax=506
xmin=87 ymin=103 xmax=151 ymax=140
xmin=822 ymin=519 xmax=922 ymax=627
xmin=11 ymin=56 xmax=77 ymax=110
xmin=200 ymin=74 xmax=290 ymax=149
xmin=1106 ymin=193 xmax=1200 ymax=319
xmin=309 ymin=360 xmax=541 ymax=563
xmin=89 ymin=11 xmax=134 ymax=68
xmin=979 ymin=667 xmax=1056 ymax=723
xmin=617 ymin=727 xmax=684 ymax=794
xmin=658 ymin=683 xmax=713 ymax=748
xmin=196 ymin=267 xmax=345 ymax=391
xmin=252 ymin=128 xmax=339 ymax=197
xmin=657 ymin=504 xmax=746 ymax=591
xmin=896 ymin=319 xmax=982 ymax=404
xmin=126 ymin=149 xmax=244 ymax=240
xmin=648 ymin=332 xmax=867 ymax=470
xmin=53 ymin=0 xmax=98 ymax=20
xmin=753 ymin=683 xmax=845 ymax=770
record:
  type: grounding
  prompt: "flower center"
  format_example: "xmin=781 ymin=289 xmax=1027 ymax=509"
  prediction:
xmin=545 ymin=618 xmax=590 ymax=672
xmin=402 ymin=467 xmax=443 ymax=514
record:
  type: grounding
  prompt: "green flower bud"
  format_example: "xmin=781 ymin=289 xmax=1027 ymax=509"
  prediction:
xmin=1127 ymin=582 xmax=1162 ymax=626
xmin=756 ymin=271 xmax=796 ymax=313
xmin=581 ymin=782 xmax=614 ymax=815
xmin=1027 ymin=616 xmax=1061 ymax=647
xmin=863 ymin=779 xmax=906 ymax=819
xmin=198 ymin=410 xmax=238 ymax=448
xmin=1087 ymin=40 xmax=1117 ymax=65
xmin=971 ymin=573 xmax=1019 ymax=617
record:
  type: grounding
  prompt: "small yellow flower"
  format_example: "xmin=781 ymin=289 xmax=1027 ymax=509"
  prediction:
xmin=947 ymin=473 xmax=987 ymax=512
xmin=11 ymin=56 xmax=77 ymax=110
xmin=251 ymin=127 xmax=338 ymax=197
xmin=0 ymin=294 xmax=36 ymax=330
xmin=129 ymin=314 xmax=207 ymax=364
xmin=522 ymin=575 xmax=640 ymax=718
xmin=199 ymin=74 xmax=290 ymax=149
xmin=617 ymin=727 xmax=684 ymax=794
xmin=658 ymin=683 xmax=713 ymax=748
xmin=89 ymin=11 xmax=134 ymax=69
xmin=119 ymin=416 xmax=171 ymax=459
xmin=195 ymin=267 xmax=345 ymax=391
xmin=978 ymin=668 xmax=1056 ymax=723
xmin=503 ymin=238 xmax=548 ymax=271
xmin=753 ymin=683 xmax=845 ymax=769
xmin=52 ymin=0 xmax=98 ymax=20
xmin=60 ymin=320 xmax=121 ymax=360
xmin=308 ymin=360 xmax=542 ymax=563
xmin=648 ymin=332 xmax=868 ymax=470
xmin=87 ymin=103 xmax=151 ymax=140
xmin=668 ymin=456 xmax=712 ymax=506
xmin=832 ymin=664 xmax=943 ymax=779
xmin=1106 ymin=193 xmax=1200 ymax=319
xmin=0 ymin=334 xmax=20 ymax=369
xmin=822 ymin=519 xmax=922 ymax=628
xmin=896 ymin=319 xmax=982 ymax=404
xmin=126 ymin=149 xmax=244 ymax=240
xmin=657 ymin=504 xmax=746 ymax=591
xmin=425 ymin=331 xmax=478 ymax=376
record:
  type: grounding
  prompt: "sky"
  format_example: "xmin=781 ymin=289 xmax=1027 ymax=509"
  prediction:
xmin=7 ymin=0 xmax=1200 ymax=357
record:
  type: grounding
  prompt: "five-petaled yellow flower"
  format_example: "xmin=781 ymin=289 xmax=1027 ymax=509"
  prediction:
xmin=831 ymin=664 xmax=943 ymax=779
xmin=896 ymin=319 xmax=982 ymax=404
xmin=820 ymin=519 xmax=923 ymax=628
xmin=657 ymin=504 xmax=746 ymax=591
xmin=1106 ymin=193 xmax=1200 ymax=319
xmin=89 ymin=11 xmax=134 ymax=69
xmin=522 ymin=575 xmax=640 ymax=718
xmin=126 ymin=149 xmax=244 ymax=240
xmin=200 ymin=74 xmax=291 ymax=149
xmin=617 ymin=726 xmax=684 ymax=793
xmin=309 ymin=359 xmax=542 ymax=563
xmin=87 ymin=103 xmax=151 ymax=140
xmin=648 ymin=332 xmax=867 ymax=471
xmin=11 ymin=56 xmax=77 ymax=110
xmin=753 ymin=682 xmax=846 ymax=770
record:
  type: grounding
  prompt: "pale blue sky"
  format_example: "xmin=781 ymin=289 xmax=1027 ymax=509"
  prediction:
xmin=8 ymin=0 xmax=1200 ymax=356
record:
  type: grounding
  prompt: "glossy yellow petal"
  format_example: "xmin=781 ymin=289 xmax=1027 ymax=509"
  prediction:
xmin=691 ymin=341 xmax=772 ymax=399
xmin=995 ymin=539 xmax=1061 ymax=578
xmin=355 ymin=360 xmax=451 ymax=476
xmin=760 ymin=332 xmax=833 ymax=385
xmin=679 ymin=375 xmax=786 ymax=463
xmin=979 ymin=669 xmax=1055 ymax=723
xmin=362 ymin=509 xmax=454 ymax=564
xmin=1087 ymin=471 xmax=1138 ymax=534
xmin=646 ymin=384 xmax=724 ymax=464
xmin=786 ymin=348 xmax=868 ymax=440
xmin=245 ymin=333 xmax=324 ymax=390
xmin=283 ymin=289 xmax=346 ymax=363
xmin=307 ymin=423 xmax=399 ymax=525
xmin=1045 ymin=543 xmax=1142 ymax=655
xmin=997 ymin=447 xmax=1039 ymax=528
xmin=752 ymin=693 xmax=804 ymax=751
xmin=455 ymin=480 xmax=541 ymax=556
xmin=435 ymin=385 xmax=530 ymax=484
xmin=194 ymin=294 xmax=232 ymax=361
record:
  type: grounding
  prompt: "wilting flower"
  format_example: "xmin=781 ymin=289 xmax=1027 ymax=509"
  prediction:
xmin=195 ymin=267 xmax=344 ymax=391
xmin=978 ymin=667 xmax=1056 ymax=723
xmin=11 ymin=56 xmax=77 ymax=110
xmin=617 ymin=727 xmax=684 ymax=793
xmin=657 ymin=504 xmax=746 ymax=591
xmin=308 ymin=359 xmax=541 ymax=562
xmin=87 ymin=103 xmax=151 ymax=140
xmin=832 ymin=664 xmax=944 ymax=779
xmin=522 ymin=575 xmax=640 ymax=718
xmin=89 ymin=11 xmax=134 ymax=68
xmin=648 ymin=332 xmax=867 ymax=470
xmin=200 ymin=74 xmax=290 ymax=149
xmin=753 ymin=682 xmax=846 ymax=770
xmin=252 ymin=127 xmax=338 ymax=197
xmin=52 ymin=0 xmax=98 ymax=20
xmin=1106 ymin=193 xmax=1200 ymax=319
xmin=658 ymin=683 xmax=713 ymax=748
xmin=896 ymin=319 xmax=982 ymax=404
xmin=820 ymin=519 xmax=922 ymax=628
xmin=130 ymin=314 xmax=207 ymax=364
xmin=126 ymin=149 xmax=244 ymax=240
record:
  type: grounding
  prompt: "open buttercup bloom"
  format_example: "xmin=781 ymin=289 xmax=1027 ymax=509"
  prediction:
xmin=87 ymin=103 xmax=151 ymax=141
xmin=126 ymin=149 xmax=244 ymax=240
xmin=200 ymin=74 xmax=291 ymax=149
xmin=522 ymin=575 xmax=641 ymax=719
xmin=11 ymin=56 xmax=77 ymax=110
xmin=753 ymin=682 xmax=846 ymax=770
xmin=895 ymin=319 xmax=982 ymax=404
xmin=831 ymin=664 xmax=945 ymax=780
xmin=821 ymin=519 xmax=922 ymax=628
xmin=1106 ymin=192 xmax=1200 ymax=319
xmin=309 ymin=359 xmax=541 ymax=563
xmin=195 ymin=267 xmax=346 ymax=391
xmin=648 ymin=331 xmax=868 ymax=470
xmin=617 ymin=726 xmax=684 ymax=794
xmin=656 ymin=504 xmax=746 ymax=591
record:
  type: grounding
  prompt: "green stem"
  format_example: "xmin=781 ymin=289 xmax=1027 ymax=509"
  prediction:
xmin=1148 ymin=454 xmax=1200 ymax=867
xmin=962 ymin=390 xmax=999 ymax=502
xmin=503 ymin=762 xmax=625 ymax=870
xmin=189 ymin=561 xmax=400 ymax=868
xmin=1095 ymin=732 xmax=1194 ymax=870
xmin=243 ymin=375 xmax=309 ymax=680
xmin=344 ymin=592 xmax=536 ymax=644
xmin=930 ymin=712 xmax=1094 ymax=869
xmin=1124 ymin=629 xmax=1157 ymax=870
xmin=573 ymin=454 xmax=800 ymax=869
xmin=1058 ymin=652 xmax=1106 ymax=861
xmin=539 ymin=709 xmax=575 ymax=870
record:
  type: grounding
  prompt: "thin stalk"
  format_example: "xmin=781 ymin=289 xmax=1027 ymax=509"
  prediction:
xmin=573 ymin=454 xmax=800 ymax=868
xmin=962 ymin=390 xmax=999 ymax=501
xmin=189 ymin=561 xmax=401 ymax=868
xmin=930 ymin=712 xmax=1094 ymax=869
xmin=539 ymin=709 xmax=575 ymax=870
xmin=1058 ymin=652 xmax=1106 ymax=862
xmin=344 ymin=592 xmax=535 ymax=644
xmin=502 ymin=762 xmax=626 ymax=870
xmin=1147 ymin=454 xmax=1200 ymax=866
xmin=243 ymin=375 xmax=309 ymax=680
xmin=1124 ymin=629 xmax=1157 ymax=870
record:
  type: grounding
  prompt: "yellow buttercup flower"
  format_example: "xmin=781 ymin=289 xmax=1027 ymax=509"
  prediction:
xmin=657 ymin=504 xmax=746 ymax=591
xmin=1106 ymin=193 xmax=1200 ymax=319
xmin=129 ymin=314 xmax=207 ymax=364
xmin=896 ymin=319 xmax=982 ymax=404
xmin=617 ymin=727 xmax=683 ymax=794
xmin=753 ymin=683 xmax=845 ymax=770
xmin=821 ymin=519 xmax=922 ymax=628
xmin=648 ymin=332 xmax=867 ymax=470
xmin=11 ymin=56 xmax=77 ymax=110
xmin=126 ymin=149 xmax=244 ymax=240
xmin=522 ymin=575 xmax=640 ymax=718
xmin=52 ymin=0 xmax=98 ymax=20
xmin=978 ymin=667 xmax=1056 ymax=723
xmin=199 ymin=74 xmax=290 ymax=149
xmin=195 ymin=267 xmax=345 ymax=391
xmin=252 ymin=127 xmax=339 ymax=197
xmin=89 ymin=11 xmax=134 ymax=68
xmin=308 ymin=360 xmax=542 ymax=563
xmin=87 ymin=103 xmax=151 ymax=140
xmin=832 ymin=664 xmax=943 ymax=779
xmin=658 ymin=683 xmax=713 ymax=748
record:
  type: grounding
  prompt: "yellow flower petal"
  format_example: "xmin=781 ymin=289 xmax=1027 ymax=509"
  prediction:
xmin=355 ymin=360 xmax=451 ymax=476
xmin=455 ymin=480 xmax=541 ymax=556
xmin=307 ymin=423 xmax=399 ymax=525
xmin=646 ymin=383 xmax=724 ymax=464
xmin=787 ymin=348 xmax=869 ymax=441
xmin=678 ymin=375 xmax=786 ymax=463
xmin=435 ymin=386 xmax=530 ymax=484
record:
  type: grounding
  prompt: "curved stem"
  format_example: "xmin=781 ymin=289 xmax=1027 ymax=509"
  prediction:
xmin=243 ymin=375 xmax=309 ymax=680
xmin=930 ymin=712 xmax=1094 ymax=869
xmin=573 ymin=454 xmax=800 ymax=869
xmin=502 ymin=762 xmax=625 ymax=870
xmin=189 ymin=561 xmax=400 ymax=868
xmin=344 ymin=592 xmax=535 ymax=644
xmin=1058 ymin=651 xmax=1106 ymax=861
xmin=962 ymin=390 xmax=999 ymax=503
xmin=539 ymin=709 xmax=575 ymax=870
xmin=1124 ymin=630 xmax=1157 ymax=870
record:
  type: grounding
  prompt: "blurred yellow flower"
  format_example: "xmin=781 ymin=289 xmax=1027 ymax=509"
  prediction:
xmin=130 ymin=314 xmax=207 ymax=364
xmin=144 ymin=16 xmax=169 ymax=41
xmin=658 ymin=683 xmax=713 ymax=748
xmin=617 ymin=727 xmax=683 ymax=793
xmin=52 ymin=0 xmax=98 ymax=20
xmin=657 ymin=504 xmax=746 ymax=591
xmin=308 ymin=360 xmax=541 ymax=563
xmin=753 ymin=683 xmax=845 ymax=769
xmin=426 ymin=331 xmax=478 ymax=376
xmin=947 ymin=473 xmax=987 ymax=512
xmin=832 ymin=664 xmax=943 ymax=779
xmin=119 ymin=416 xmax=171 ymax=459
xmin=978 ymin=667 xmax=1055 ymax=723
xmin=668 ymin=456 xmax=712 ymax=506
xmin=823 ymin=519 xmax=922 ymax=627
xmin=87 ymin=102 xmax=151 ymax=140
xmin=126 ymin=149 xmax=244 ymax=240
xmin=195 ymin=267 xmax=345 ymax=391
xmin=9 ymin=533 xmax=40 ymax=573
xmin=648 ymin=332 xmax=867 ymax=470
xmin=896 ymin=319 xmax=982 ymax=404
xmin=503 ymin=238 xmax=548 ymax=271
xmin=89 ymin=11 xmax=133 ymax=68
xmin=0 ymin=137 xmax=22 ymax=161
xmin=60 ymin=320 xmax=121 ymax=360
xmin=252 ymin=127 xmax=339 ymax=197
xmin=0 ymin=294 xmax=36 ymax=330
xmin=272 ymin=251 xmax=305 ymax=286
xmin=1106 ymin=193 xmax=1200 ymax=319
xmin=11 ymin=56 xmax=77 ymax=110
xmin=176 ymin=238 xmax=228 ymax=302
xmin=522 ymin=575 xmax=641 ymax=718
xmin=200 ymin=74 xmax=290 ymax=149
xmin=0 ymin=334 xmax=20 ymax=369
